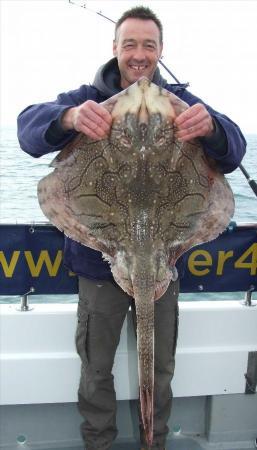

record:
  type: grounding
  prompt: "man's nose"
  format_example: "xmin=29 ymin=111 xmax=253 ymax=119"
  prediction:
xmin=132 ymin=46 xmax=147 ymax=61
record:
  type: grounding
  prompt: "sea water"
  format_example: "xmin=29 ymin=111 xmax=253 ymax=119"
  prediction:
xmin=0 ymin=127 xmax=257 ymax=303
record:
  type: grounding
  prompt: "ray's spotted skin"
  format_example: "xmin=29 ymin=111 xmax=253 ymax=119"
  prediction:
xmin=38 ymin=78 xmax=234 ymax=446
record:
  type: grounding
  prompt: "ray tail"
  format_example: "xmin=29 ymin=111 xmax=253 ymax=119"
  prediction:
xmin=132 ymin=270 xmax=155 ymax=447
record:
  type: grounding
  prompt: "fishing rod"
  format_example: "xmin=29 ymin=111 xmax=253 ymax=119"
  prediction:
xmin=68 ymin=0 xmax=257 ymax=199
xmin=239 ymin=165 xmax=257 ymax=196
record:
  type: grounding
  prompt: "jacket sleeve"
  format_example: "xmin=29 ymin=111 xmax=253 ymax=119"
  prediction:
xmin=17 ymin=85 xmax=92 ymax=158
xmin=177 ymin=88 xmax=247 ymax=174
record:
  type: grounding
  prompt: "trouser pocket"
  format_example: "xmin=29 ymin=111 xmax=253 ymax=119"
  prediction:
xmin=172 ymin=302 xmax=179 ymax=357
xmin=75 ymin=311 xmax=89 ymax=366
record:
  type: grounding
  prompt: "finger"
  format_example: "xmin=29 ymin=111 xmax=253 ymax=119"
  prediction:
xmin=76 ymin=110 xmax=111 ymax=138
xmin=80 ymin=117 xmax=110 ymax=139
xmin=175 ymin=107 xmax=211 ymax=132
xmin=175 ymin=123 xmax=207 ymax=142
xmin=175 ymin=112 xmax=214 ymax=139
xmin=80 ymin=109 xmax=111 ymax=134
xmin=80 ymin=123 xmax=108 ymax=141
xmin=175 ymin=111 xmax=207 ymax=131
xmin=175 ymin=121 xmax=205 ymax=139
xmin=85 ymin=101 xmax=112 ymax=126
xmin=176 ymin=131 xmax=198 ymax=142
xmin=175 ymin=103 xmax=208 ymax=127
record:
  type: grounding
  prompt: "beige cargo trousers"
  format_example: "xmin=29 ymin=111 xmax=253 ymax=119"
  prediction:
xmin=76 ymin=277 xmax=179 ymax=450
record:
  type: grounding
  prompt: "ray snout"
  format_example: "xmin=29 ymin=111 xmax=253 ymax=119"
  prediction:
xmin=111 ymin=77 xmax=187 ymax=124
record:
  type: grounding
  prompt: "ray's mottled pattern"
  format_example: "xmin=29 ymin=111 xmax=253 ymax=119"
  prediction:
xmin=38 ymin=78 xmax=234 ymax=446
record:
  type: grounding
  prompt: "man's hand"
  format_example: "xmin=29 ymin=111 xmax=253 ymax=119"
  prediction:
xmin=61 ymin=100 xmax=112 ymax=140
xmin=175 ymin=103 xmax=215 ymax=142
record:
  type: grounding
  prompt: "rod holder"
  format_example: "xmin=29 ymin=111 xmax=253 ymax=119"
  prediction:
xmin=242 ymin=285 xmax=256 ymax=307
xmin=16 ymin=288 xmax=35 ymax=312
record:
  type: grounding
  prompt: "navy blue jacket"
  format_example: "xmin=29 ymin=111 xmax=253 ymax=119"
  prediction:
xmin=17 ymin=59 xmax=246 ymax=280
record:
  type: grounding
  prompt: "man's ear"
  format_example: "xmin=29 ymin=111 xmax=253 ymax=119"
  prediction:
xmin=113 ymin=39 xmax=117 ymax=57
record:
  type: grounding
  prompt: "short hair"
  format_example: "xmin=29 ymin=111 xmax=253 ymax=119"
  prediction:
xmin=115 ymin=6 xmax=163 ymax=44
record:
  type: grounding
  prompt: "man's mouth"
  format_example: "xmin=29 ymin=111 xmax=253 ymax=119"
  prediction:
xmin=129 ymin=64 xmax=148 ymax=71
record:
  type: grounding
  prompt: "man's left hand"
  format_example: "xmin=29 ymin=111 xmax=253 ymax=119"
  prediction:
xmin=174 ymin=103 xmax=215 ymax=142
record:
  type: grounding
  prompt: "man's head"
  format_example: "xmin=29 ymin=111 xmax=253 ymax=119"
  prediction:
xmin=113 ymin=6 xmax=163 ymax=89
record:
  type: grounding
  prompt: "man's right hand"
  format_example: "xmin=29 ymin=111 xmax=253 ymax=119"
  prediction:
xmin=61 ymin=100 xmax=112 ymax=140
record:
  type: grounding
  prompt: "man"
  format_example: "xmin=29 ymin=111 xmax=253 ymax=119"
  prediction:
xmin=17 ymin=6 xmax=246 ymax=450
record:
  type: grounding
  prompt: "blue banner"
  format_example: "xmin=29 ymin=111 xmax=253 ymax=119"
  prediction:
xmin=0 ymin=223 xmax=256 ymax=296
xmin=181 ymin=224 xmax=257 ymax=292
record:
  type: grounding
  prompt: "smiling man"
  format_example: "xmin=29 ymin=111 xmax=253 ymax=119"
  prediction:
xmin=113 ymin=17 xmax=163 ymax=87
xmin=17 ymin=6 xmax=246 ymax=450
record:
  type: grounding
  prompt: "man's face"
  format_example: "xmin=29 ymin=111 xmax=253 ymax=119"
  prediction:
xmin=113 ymin=18 xmax=163 ymax=89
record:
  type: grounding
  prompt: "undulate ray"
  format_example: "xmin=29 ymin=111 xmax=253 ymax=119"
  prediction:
xmin=38 ymin=78 xmax=234 ymax=445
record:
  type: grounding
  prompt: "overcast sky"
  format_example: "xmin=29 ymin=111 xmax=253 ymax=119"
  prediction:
xmin=1 ymin=0 xmax=257 ymax=134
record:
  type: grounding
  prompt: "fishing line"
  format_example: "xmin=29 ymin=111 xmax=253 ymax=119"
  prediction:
xmin=68 ymin=0 xmax=257 ymax=199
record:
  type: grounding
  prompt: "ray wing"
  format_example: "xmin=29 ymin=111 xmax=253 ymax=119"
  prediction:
xmin=37 ymin=132 xmax=126 ymax=257
xmin=156 ymin=139 xmax=235 ymax=264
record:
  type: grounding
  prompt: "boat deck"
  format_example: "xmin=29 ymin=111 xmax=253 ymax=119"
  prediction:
xmin=5 ymin=435 xmax=257 ymax=450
